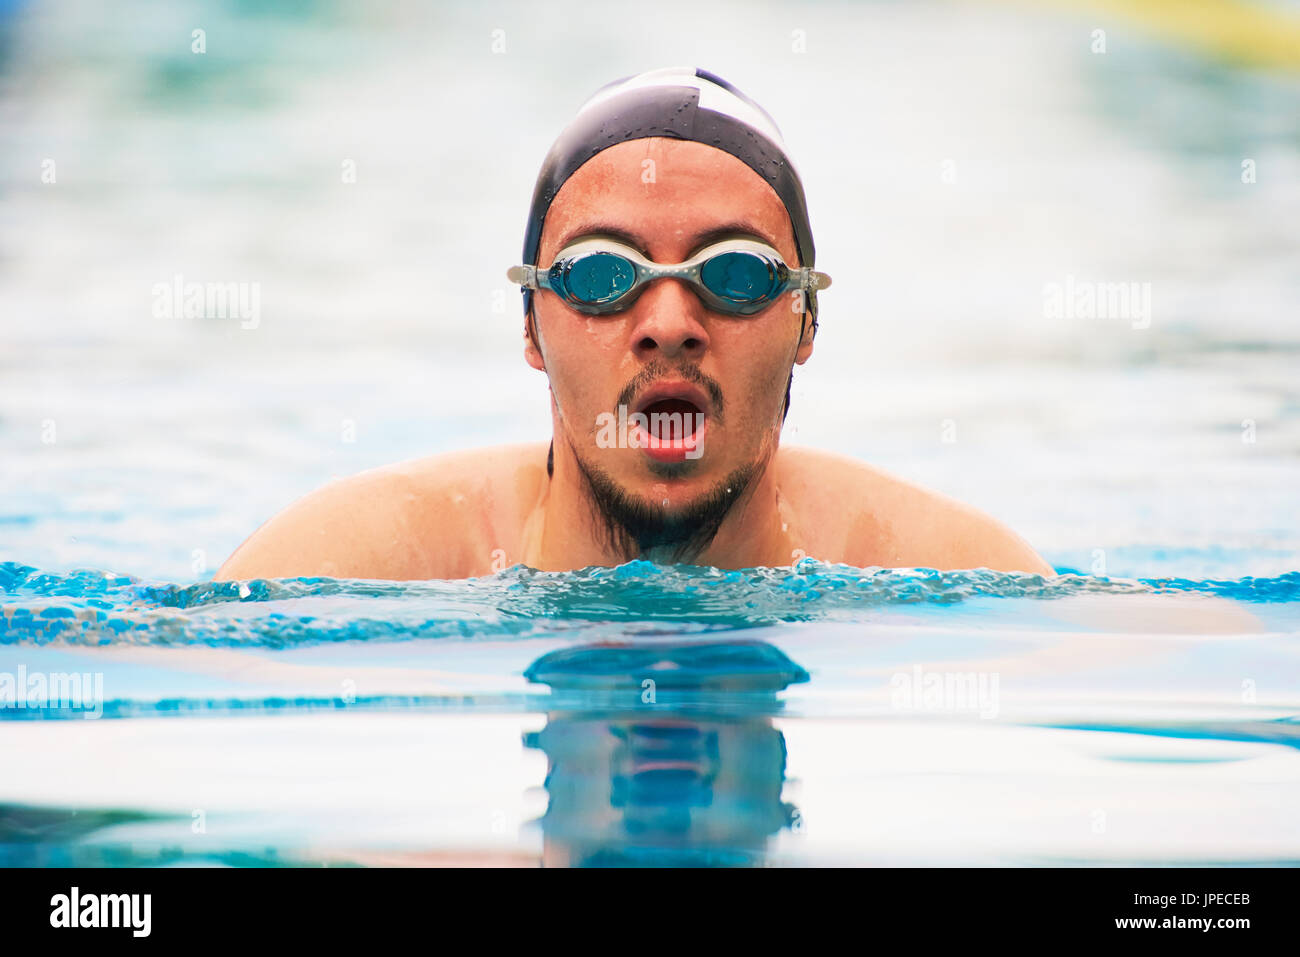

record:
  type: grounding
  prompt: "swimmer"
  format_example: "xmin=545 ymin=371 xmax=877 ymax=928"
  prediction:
xmin=217 ymin=68 xmax=1053 ymax=581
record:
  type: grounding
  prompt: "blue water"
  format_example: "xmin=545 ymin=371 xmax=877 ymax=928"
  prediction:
xmin=2 ymin=0 xmax=1299 ymax=865
xmin=3 ymin=560 xmax=1299 ymax=865
xmin=3 ymin=560 xmax=1300 ymax=653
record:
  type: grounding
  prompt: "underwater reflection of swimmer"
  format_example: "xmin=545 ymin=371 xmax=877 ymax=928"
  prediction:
xmin=521 ymin=639 xmax=809 ymax=867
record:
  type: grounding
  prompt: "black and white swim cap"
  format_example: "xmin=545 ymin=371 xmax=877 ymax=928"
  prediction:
xmin=520 ymin=66 xmax=819 ymax=320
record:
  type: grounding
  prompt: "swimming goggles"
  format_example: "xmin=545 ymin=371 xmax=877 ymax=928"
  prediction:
xmin=507 ymin=237 xmax=832 ymax=317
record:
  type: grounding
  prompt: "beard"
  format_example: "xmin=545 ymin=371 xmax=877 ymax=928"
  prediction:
xmin=569 ymin=445 xmax=758 ymax=565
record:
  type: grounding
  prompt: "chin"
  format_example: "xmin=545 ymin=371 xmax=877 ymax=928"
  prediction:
xmin=624 ymin=484 xmax=713 ymax=518
xmin=641 ymin=456 xmax=707 ymax=481
xmin=621 ymin=452 xmax=725 ymax=492
xmin=574 ymin=443 xmax=760 ymax=563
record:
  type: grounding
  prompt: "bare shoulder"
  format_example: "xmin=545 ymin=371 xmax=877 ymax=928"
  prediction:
xmin=774 ymin=446 xmax=1054 ymax=575
xmin=215 ymin=443 xmax=549 ymax=581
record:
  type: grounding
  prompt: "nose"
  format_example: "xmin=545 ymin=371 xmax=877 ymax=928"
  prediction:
xmin=626 ymin=277 xmax=711 ymax=362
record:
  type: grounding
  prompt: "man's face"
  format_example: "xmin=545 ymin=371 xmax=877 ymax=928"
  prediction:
xmin=527 ymin=137 xmax=814 ymax=527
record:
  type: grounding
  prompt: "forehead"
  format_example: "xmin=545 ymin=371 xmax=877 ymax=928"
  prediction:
xmin=538 ymin=137 xmax=799 ymax=265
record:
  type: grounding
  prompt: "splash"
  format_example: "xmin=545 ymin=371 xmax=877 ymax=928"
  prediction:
xmin=1 ymin=559 xmax=1297 ymax=649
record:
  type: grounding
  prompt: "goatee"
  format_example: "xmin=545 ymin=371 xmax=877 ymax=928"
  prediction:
xmin=570 ymin=448 xmax=757 ymax=565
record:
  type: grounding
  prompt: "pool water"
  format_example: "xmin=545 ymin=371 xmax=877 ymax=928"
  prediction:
xmin=1 ymin=562 xmax=1298 ymax=866
xmin=2 ymin=0 xmax=1299 ymax=865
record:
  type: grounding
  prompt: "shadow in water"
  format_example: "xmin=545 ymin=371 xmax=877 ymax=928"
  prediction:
xmin=522 ymin=638 xmax=810 ymax=867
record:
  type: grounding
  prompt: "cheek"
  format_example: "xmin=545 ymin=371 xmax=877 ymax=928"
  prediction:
xmin=540 ymin=314 xmax=624 ymax=411
xmin=715 ymin=319 xmax=798 ymax=424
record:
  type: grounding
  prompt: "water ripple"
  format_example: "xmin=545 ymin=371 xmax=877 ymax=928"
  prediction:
xmin=1 ymin=560 xmax=1296 ymax=649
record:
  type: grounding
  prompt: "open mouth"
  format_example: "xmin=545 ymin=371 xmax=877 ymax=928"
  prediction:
xmin=641 ymin=398 xmax=703 ymax=439
xmin=632 ymin=386 xmax=710 ymax=463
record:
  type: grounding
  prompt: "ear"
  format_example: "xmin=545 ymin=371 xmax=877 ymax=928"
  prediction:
xmin=794 ymin=301 xmax=816 ymax=366
xmin=523 ymin=308 xmax=546 ymax=371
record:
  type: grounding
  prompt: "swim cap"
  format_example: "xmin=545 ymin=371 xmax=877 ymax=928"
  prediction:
xmin=520 ymin=66 xmax=819 ymax=321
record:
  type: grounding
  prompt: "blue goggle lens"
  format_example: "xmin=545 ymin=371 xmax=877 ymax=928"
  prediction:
xmin=553 ymin=252 xmax=637 ymax=306
xmin=699 ymin=251 xmax=780 ymax=304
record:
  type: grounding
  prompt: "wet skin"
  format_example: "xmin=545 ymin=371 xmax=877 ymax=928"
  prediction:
xmin=218 ymin=138 xmax=1054 ymax=581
